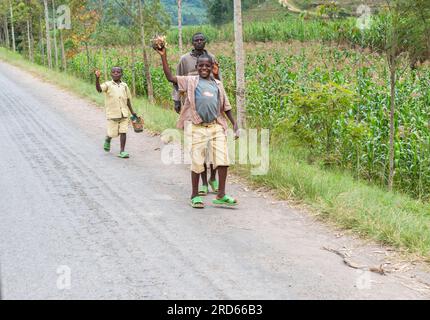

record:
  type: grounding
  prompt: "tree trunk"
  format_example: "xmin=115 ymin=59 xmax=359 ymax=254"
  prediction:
xmin=9 ymin=0 xmax=15 ymax=52
xmin=0 ymin=19 xmax=4 ymax=46
xmin=177 ymin=0 xmax=183 ymax=54
xmin=4 ymin=15 xmax=10 ymax=49
xmin=60 ymin=29 xmax=66 ymax=70
xmin=138 ymin=0 xmax=154 ymax=103
xmin=85 ymin=42 xmax=90 ymax=77
xmin=30 ymin=15 xmax=35 ymax=61
xmin=39 ymin=15 xmax=46 ymax=66
xmin=43 ymin=0 xmax=52 ymax=69
xmin=131 ymin=43 xmax=136 ymax=96
xmin=26 ymin=19 xmax=33 ymax=62
xmin=52 ymin=0 xmax=59 ymax=69
xmin=98 ymin=0 xmax=108 ymax=81
xmin=388 ymin=57 xmax=396 ymax=191
xmin=233 ymin=0 xmax=246 ymax=128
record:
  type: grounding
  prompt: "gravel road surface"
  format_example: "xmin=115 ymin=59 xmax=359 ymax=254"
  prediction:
xmin=0 ymin=60 xmax=429 ymax=300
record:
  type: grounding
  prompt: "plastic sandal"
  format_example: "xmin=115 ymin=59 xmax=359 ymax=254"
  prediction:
xmin=104 ymin=140 xmax=111 ymax=152
xmin=212 ymin=195 xmax=238 ymax=206
xmin=209 ymin=179 xmax=219 ymax=193
xmin=198 ymin=185 xmax=209 ymax=196
xmin=190 ymin=196 xmax=205 ymax=208
xmin=118 ymin=151 xmax=130 ymax=158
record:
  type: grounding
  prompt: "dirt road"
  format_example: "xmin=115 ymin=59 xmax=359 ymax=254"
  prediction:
xmin=0 ymin=60 xmax=429 ymax=299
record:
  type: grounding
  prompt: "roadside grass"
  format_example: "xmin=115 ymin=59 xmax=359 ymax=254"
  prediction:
xmin=0 ymin=48 xmax=177 ymax=132
xmin=234 ymin=140 xmax=430 ymax=258
xmin=2 ymin=48 xmax=430 ymax=260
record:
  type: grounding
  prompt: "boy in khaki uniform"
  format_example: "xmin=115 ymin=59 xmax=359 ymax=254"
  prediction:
xmin=154 ymin=46 xmax=239 ymax=208
xmin=95 ymin=67 xmax=137 ymax=158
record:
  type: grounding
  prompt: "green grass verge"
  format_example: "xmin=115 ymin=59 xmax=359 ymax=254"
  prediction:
xmin=1 ymin=47 xmax=430 ymax=259
xmin=236 ymin=140 xmax=430 ymax=258
xmin=0 ymin=48 xmax=177 ymax=132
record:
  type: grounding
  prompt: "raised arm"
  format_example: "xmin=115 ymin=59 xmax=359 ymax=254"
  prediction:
xmin=95 ymin=70 xmax=102 ymax=93
xmin=154 ymin=47 xmax=177 ymax=84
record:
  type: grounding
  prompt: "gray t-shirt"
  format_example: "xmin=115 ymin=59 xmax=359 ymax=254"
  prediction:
xmin=195 ymin=78 xmax=219 ymax=123
xmin=173 ymin=50 xmax=221 ymax=101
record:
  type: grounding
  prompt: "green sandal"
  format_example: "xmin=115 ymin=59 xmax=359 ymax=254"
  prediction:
xmin=212 ymin=195 xmax=238 ymax=206
xmin=118 ymin=151 xmax=130 ymax=158
xmin=104 ymin=140 xmax=111 ymax=152
xmin=198 ymin=185 xmax=209 ymax=196
xmin=209 ymin=179 xmax=219 ymax=193
xmin=190 ymin=196 xmax=205 ymax=208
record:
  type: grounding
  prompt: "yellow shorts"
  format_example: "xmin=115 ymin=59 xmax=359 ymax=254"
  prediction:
xmin=189 ymin=123 xmax=229 ymax=174
xmin=107 ymin=117 xmax=129 ymax=138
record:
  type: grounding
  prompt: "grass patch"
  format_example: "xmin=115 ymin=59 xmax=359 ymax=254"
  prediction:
xmin=0 ymin=48 xmax=177 ymax=132
xmin=2 ymin=47 xmax=430 ymax=259
xmin=235 ymin=140 xmax=430 ymax=258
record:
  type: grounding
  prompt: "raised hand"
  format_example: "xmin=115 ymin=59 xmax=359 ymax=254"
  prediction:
xmin=213 ymin=62 xmax=219 ymax=76
xmin=153 ymin=46 xmax=166 ymax=56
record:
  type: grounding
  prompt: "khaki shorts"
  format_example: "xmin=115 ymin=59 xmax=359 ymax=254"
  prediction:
xmin=189 ymin=123 xmax=229 ymax=174
xmin=107 ymin=117 xmax=129 ymax=138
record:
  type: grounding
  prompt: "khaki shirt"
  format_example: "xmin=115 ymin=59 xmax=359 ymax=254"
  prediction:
xmin=176 ymin=76 xmax=232 ymax=131
xmin=100 ymin=80 xmax=131 ymax=119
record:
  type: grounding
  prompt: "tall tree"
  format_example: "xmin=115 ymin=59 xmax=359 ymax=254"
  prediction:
xmin=128 ymin=0 xmax=137 ymax=96
xmin=59 ymin=28 xmax=66 ymax=69
xmin=138 ymin=0 xmax=154 ymax=102
xmin=233 ymin=0 xmax=246 ymax=128
xmin=0 ymin=3 xmax=9 ymax=48
xmin=26 ymin=18 xmax=33 ymax=61
xmin=0 ymin=16 xmax=4 ymax=46
xmin=43 ymin=0 xmax=52 ymax=68
xmin=52 ymin=0 xmax=59 ymax=68
xmin=9 ymin=0 xmax=15 ymax=52
xmin=39 ymin=13 xmax=45 ymax=65
xmin=98 ymin=0 xmax=107 ymax=80
xmin=177 ymin=0 xmax=182 ymax=54
xmin=56 ymin=0 xmax=67 ymax=70
xmin=22 ymin=0 xmax=36 ymax=62
xmin=4 ymin=13 xmax=10 ymax=49
xmin=67 ymin=1 xmax=99 ymax=75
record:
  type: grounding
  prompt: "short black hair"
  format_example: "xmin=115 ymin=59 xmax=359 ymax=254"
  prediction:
xmin=197 ymin=53 xmax=213 ymax=64
xmin=111 ymin=66 xmax=123 ymax=72
xmin=192 ymin=32 xmax=206 ymax=42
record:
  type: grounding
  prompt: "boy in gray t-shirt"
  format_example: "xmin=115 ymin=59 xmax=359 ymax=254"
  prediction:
xmin=155 ymin=45 xmax=239 ymax=208
xmin=174 ymin=32 xmax=221 ymax=196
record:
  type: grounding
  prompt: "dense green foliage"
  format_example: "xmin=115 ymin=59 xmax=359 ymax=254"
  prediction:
xmin=66 ymin=42 xmax=430 ymax=200
xmin=161 ymin=0 xmax=208 ymax=25
xmin=166 ymin=14 xmax=357 ymax=45
xmin=203 ymin=0 xmax=267 ymax=25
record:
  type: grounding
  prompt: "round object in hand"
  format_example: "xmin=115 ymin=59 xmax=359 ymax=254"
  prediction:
xmin=131 ymin=116 xmax=144 ymax=133
xmin=151 ymin=35 xmax=167 ymax=50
